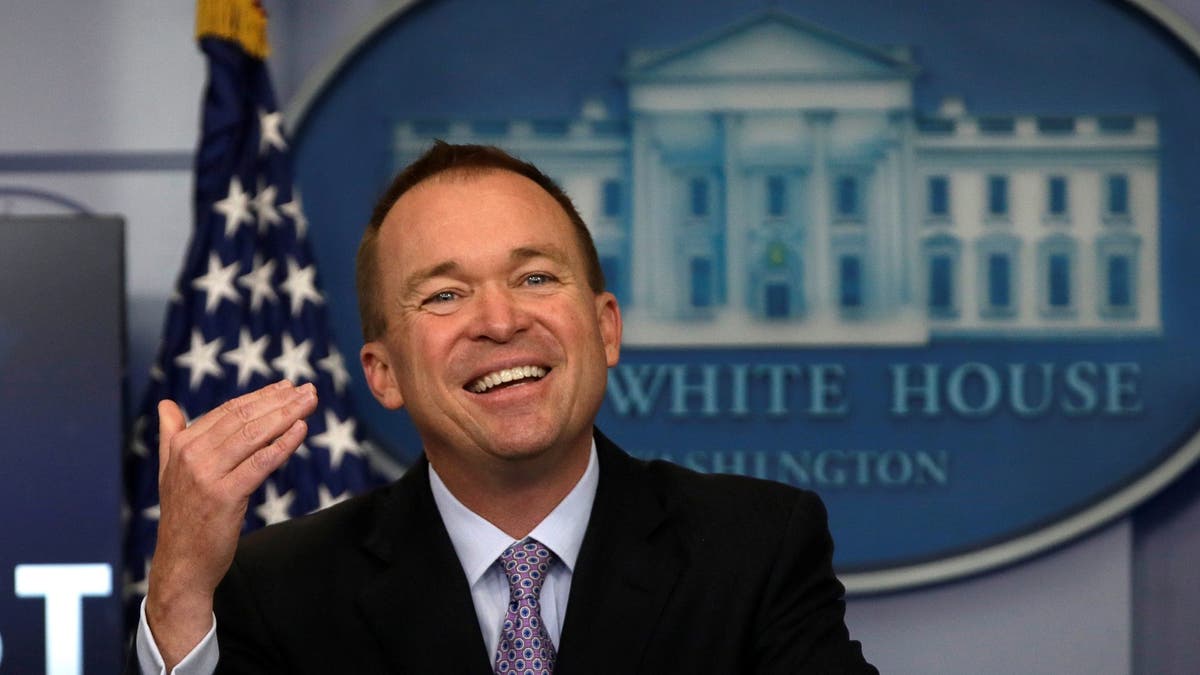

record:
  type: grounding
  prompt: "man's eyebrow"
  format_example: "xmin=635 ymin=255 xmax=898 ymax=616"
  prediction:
xmin=511 ymin=245 xmax=570 ymax=266
xmin=403 ymin=260 xmax=461 ymax=296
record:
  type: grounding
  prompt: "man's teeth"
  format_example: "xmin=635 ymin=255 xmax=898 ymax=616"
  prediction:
xmin=470 ymin=366 xmax=547 ymax=393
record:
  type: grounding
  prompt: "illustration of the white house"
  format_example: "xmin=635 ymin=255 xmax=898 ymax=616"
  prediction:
xmin=393 ymin=11 xmax=1160 ymax=346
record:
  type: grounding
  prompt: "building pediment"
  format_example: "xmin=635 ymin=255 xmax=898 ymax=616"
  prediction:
xmin=625 ymin=10 xmax=917 ymax=82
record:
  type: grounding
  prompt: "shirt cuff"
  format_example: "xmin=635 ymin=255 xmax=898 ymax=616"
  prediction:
xmin=135 ymin=596 xmax=219 ymax=675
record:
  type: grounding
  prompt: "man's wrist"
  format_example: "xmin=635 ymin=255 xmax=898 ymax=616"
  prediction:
xmin=145 ymin=586 xmax=216 ymax=670
xmin=137 ymin=596 xmax=219 ymax=675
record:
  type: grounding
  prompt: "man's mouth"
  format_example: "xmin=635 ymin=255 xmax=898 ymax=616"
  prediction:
xmin=467 ymin=365 xmax=549 ymax=394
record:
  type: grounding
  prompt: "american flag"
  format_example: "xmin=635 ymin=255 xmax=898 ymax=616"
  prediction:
xmin=122 ymin=0 xmax=391 ymax=627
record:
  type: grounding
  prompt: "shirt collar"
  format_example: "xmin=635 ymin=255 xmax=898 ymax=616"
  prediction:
xmin=428 ymin=440 xmax=599 ymax=585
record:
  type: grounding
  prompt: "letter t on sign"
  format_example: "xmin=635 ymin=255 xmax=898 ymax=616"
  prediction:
xmin=14 ymin=563 xmax=112 ymax=675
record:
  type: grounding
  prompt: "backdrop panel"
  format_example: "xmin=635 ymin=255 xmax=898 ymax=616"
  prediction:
xmin=0 ymin=216 xmax=124 ymax=674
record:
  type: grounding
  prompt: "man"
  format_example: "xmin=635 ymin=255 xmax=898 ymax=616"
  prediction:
xmin=135 ymin=142 xmax=876 ymax=673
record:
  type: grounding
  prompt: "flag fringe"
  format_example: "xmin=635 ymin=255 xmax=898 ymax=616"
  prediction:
xmin=196 ymin=0 xmax=270 ymax=59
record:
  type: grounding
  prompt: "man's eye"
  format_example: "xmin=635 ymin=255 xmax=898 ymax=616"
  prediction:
xmin=524 ymin=273 xmax=554 ymax=286
xmin=425 ymin=290 xmax=459 ymax=304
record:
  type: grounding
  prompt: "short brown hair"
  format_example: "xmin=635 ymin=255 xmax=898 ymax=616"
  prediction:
xmin=355 ymin=141 xmax=606 ymax=341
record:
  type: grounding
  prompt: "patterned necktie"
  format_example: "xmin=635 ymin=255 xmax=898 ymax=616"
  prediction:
xmin=493 ymin=539 xmax=557 ymax=674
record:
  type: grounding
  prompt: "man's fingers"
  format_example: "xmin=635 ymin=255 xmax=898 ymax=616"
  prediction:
xmin=157 ymin=399 xmax=188 ymax=482
xmin=226 ymin=419 xmax=308 ymax=496
xmin=214 ymin=383 xmax=317 ymax=471
xmin=184 ymin=379 xmax=293 ymax=438
xmin=171 ymin=382 xmax=317 ymax=476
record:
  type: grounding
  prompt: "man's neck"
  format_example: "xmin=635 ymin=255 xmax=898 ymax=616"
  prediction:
xmin=427 ymin=441 xmax=592 ymax=539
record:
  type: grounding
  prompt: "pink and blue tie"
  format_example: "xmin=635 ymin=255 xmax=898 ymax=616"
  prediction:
xmin=493 ymin=539 xmax=557 ymax=675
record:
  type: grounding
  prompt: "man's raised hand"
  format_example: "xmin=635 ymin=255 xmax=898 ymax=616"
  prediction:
xmin=145 ymin=380 xmax=317 ymax=669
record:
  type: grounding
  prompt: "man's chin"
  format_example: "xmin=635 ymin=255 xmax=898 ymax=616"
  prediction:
xmin=478 ymin=428 xmax=585 ymax=467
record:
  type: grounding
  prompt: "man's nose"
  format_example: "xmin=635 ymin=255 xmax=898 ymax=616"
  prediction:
xmin=470 ymin=284 xmax=528 ymax=342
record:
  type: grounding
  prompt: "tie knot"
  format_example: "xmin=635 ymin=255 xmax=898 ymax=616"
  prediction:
xmin=499 ymin=539 xmax=554 ymax=601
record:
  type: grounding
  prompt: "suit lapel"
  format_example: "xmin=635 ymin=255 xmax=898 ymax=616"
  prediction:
xmin=355 ymin=459 xmax=494 ymax=674
xmin=555 ymin=431 xmax=687 ymax=674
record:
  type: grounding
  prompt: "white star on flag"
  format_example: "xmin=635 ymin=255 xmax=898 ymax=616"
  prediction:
xmin=192 ymin=253 xmax=241 ymax=314
xmin=129 ymin=416 xmax=150 ymax=457
xmin=141 ymin=504 xmax=161 ymax=522
xmin=253 ymin=183 xmax=281 ymax=233
xmin=255 ymin=481 xmax=295 ymax=525
xmin=174 ymin=329 xmax=225 ymax=390
xmin=258 ymin=108 xmax=287 ymax=154
xmin=281 ymin=258 xmax=324 ymax=316
xmin=310 ymin=410 xmax=361 ymax=470
xmin=271 ymin=333 xmax=315 ymax=383
xmin=221 ymin=328 xmax=274 ymax=387
xmin=280 ymin=189 xmax=308 ymax=239
xmin=313 ymin=484 xmax=350 ymax=513
xmin=214 ymin=176 xmax=253 ymax=238
xmin=237 ymin=256 xmax=278 ymax=311
xmin=317 ymin=347 xmax=351 ymax=394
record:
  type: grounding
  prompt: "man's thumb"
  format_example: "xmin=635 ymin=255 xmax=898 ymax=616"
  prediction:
xmin=157 ymin=399 xmax=187 ymax=479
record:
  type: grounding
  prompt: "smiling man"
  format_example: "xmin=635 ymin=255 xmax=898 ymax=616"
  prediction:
xmin=358 ymin=162 xmax=620 ymax=541
xmin=134 ymin=142 xmax=876 ymax=674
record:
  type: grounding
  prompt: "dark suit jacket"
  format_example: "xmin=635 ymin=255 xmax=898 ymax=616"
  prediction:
xmin=207 ymin=430 xmax=876 ymax=673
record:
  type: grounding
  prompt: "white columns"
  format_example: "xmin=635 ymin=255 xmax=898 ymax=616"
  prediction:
xmin=805 ymin=110 xmax=834 ymax=318
xmin=721 ymin=112 xmax=746 ymax=314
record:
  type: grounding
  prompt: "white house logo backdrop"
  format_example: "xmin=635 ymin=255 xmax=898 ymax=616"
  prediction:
xmin=290 ymin=0 xmax=1200 ymax=592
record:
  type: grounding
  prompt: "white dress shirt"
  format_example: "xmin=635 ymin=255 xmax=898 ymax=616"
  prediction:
xmin=136 ymin=442 xmax=599 ymax=674
xmin=429 ymin=442 xmax=598 ymax=659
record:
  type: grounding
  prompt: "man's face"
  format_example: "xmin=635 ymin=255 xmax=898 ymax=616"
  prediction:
xmin=360 ymin=169 xmax=621 ymax=476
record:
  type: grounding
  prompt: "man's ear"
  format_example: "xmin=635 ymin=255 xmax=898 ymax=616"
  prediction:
xmin=595 ymin=292 xmax=622 ymax=367
xmin=360 ymin=341 xmax=406 ymax=409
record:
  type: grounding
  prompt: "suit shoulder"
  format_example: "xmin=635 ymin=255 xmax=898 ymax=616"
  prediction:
xmin=233 ymin=481 xmax=393 ymax=566
xmin=635 ymin=454 xmax=830 ymax=533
